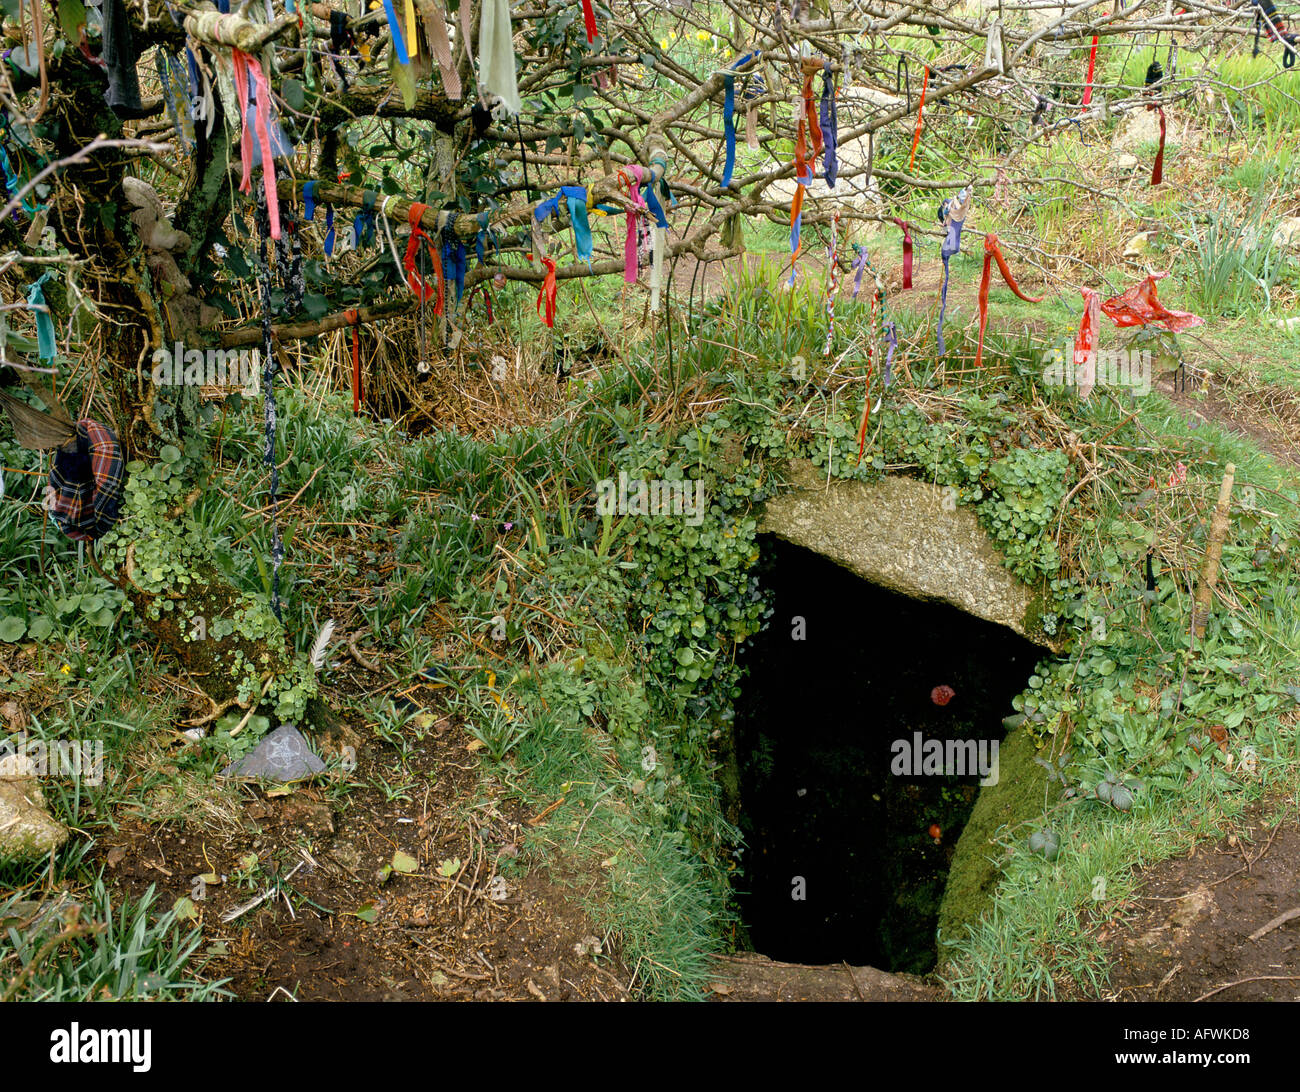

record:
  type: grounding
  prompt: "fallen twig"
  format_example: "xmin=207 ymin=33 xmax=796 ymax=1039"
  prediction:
xmin=1247 ymin=906 xmax=1300 ymax=943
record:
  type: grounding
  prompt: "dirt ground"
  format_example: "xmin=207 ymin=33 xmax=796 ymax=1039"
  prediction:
xmin=1088 ymin=802 xmax=1300 ymax=1002
xmin=102 ymin=707 xmax=631 ymax=1002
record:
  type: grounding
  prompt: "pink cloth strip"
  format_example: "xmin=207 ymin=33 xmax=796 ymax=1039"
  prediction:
xmin=233 ymin=48 xmax=281 ymax=240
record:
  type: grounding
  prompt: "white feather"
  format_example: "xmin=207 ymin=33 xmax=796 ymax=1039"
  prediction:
xmin=310 ymin=619 xmax=337 ymax=670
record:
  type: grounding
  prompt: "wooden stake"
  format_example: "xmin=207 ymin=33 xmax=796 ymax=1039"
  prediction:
xmin=1193 ymin=462 xmax=1235 ymax=638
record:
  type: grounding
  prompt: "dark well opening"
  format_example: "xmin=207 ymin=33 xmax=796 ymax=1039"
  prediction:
xmin=732 ymin=535 xmax=1041 ymax=974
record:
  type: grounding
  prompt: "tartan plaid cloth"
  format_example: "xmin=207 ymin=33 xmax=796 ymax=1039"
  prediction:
xmin=46 ymin=419 xmax=126 ymax=542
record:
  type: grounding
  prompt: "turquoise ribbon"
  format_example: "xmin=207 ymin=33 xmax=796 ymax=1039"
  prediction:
xmin=535 ymin=186 xmax=593 ymax=264
xmin=27 ymin=274 xmax=55 ymax=362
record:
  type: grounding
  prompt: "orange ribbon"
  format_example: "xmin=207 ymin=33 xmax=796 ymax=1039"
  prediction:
xmin=403 ymin=202 xmax=444 ymax=315
xmin=536 ymin=256 xmax=557 ymax=327
xmin=908 ymin=66 xmax=929 ymax=173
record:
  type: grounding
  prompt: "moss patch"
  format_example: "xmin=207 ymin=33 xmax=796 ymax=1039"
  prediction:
xmin=936 ymin=724 xmax=1055 ymax=962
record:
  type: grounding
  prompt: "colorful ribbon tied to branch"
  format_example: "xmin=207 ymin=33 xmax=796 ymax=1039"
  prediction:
xmin=344 ymin=308 xmax=362 ymax=412
xmin=820 ymin=61 xmax=838 ymax=187
xmin=721 ymin=52 xmax=757 ymax=191
xmin=1151 ymin=105 xmax=1166 ymax=185
xmin=908 ymin=66 xmax=929 ymax=173
xmin=936 ymin=186 xmax=971 ymax=358
xmin=381 ymin=0 xmax=411 ymax=64
xmin=535 ymin=186 xmax=593 ymax=265
xmin=1074 ymin=287 xmax=1101 ymax=399
xmin=536 ymin=256 xmax=558 ymax=327
xmin=1100 ymin=272 xmax=1204 ymax=332
xmin=232 ymin=48 xmax=282 ymax=239
xmin=851 ymin=245 xmax=869 ymax=298
xmin=1081 ymin=35 xmax=1099 ymax=110
xmin=581 ymin=0 xmax=598 ymax=44
xmin=790 ymin=75 xmax=820 ymax=286
xmin=892 ymin=218 xmax=913 ymax=290
xmin=403 ymin=202 xmax=444 ymax=314
xmin=619 ymin=165 xmax=647 ymax=284
xmin=975 ymin=233 xmax=1044 ymax=369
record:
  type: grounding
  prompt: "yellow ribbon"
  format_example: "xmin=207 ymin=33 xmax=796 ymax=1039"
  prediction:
xmin=405 ymin=0 xmax=419 ymax=58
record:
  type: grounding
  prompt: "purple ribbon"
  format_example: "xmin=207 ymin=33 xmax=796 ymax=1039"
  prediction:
xmin=936 ymin=193 xmax=969 ymax=358
xmin=851 ymin=246 xmax=869 ymax=298
xmin=883 ymin=320 xmax=898 ymax=386
xmin=820 ymin=63 xmax=838 ymax=187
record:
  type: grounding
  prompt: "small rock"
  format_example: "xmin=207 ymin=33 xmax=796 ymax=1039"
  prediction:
xmin=1 ymin=700 xmax=25 ymax=731
xmin=1272 ymin=216 xmax=1300 ymax=251
xmin=573 ymin=935 xmax=603 ymax=957
xmin=0 ymin=752 xmax=37 ymax=780
xmin=1116 ymin=153 xmax=1139 ymax=169
xmin=0 ymin=779 xmax=69 ymax=859
xmin=1123 ymin=231 xmax=1155 ymax=258
xmin=220 ymin=724 xmax=326 ymax=782
xmin=1111 ymin=108 xmax=1163 ymax=152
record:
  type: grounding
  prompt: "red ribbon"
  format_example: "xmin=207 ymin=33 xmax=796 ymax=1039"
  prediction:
xmin=892 ymin=217 xmax=913 ymax=290
xmin=403 ymin=203 xmax=444 ymax=315
xmin=1075 ymin=287 xmax=1101 ymax=399
xmin=344 ymin=309 xmax=361 ymax=413
xmin=1151 ymin=106 xmax=1166 ymax=185
xmin=803 ymin=70 xmax=823 ymax=165
xmin=536 ymin=256 xmax=557 ymax=327
xmin=1081 ymin=35 xmax=1099 ymax=110
xmin=908 ymin=66 xmax=929 ymax=173
xmin=975 ymin=234 xmax=1044 ymax=369
xmin=1101 ymin=272 xmax=1203 ymax=332
xmin=580 ymin=0 xmax=598 ymax=44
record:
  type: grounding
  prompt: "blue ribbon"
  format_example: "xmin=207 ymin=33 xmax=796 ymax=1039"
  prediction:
xmin=723 ymin=49 xmax=758 ymax=188
xmin=722 ymin=73 xmax=736 ymax=189
xmin=324 ymin=205 xmax=335 ymax=255
xmin=820 ymin=63 xmax=838 ymax=187
xmin=443 ymin=231 xmax=467 ymax=303
xmin=381 ymin=0 xmax=410 ymax=65
xmin=650 ymin=154 xmax=675 ymax=212
xmin=473 ymin=211 xmax=492 ymax=264
xmin=353 ymin=190 xmax=377 ymax=249
xmin=303 ymin=180 xmax=317 ymax=221
xmin=789 ymin=194 xmax=802 ymax=287
xmin=644 ymin=178 xmax=669 ymax=229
